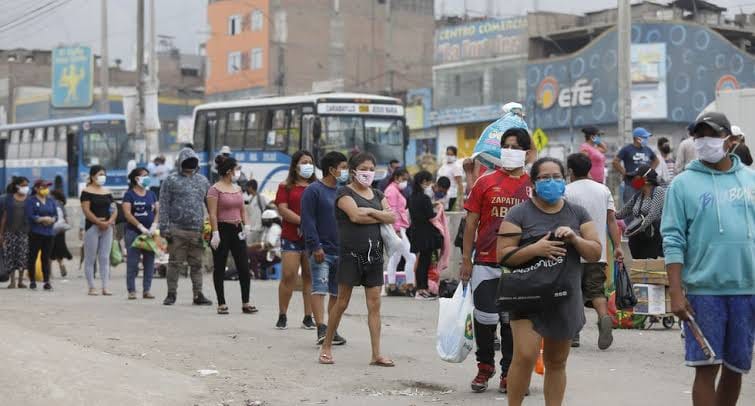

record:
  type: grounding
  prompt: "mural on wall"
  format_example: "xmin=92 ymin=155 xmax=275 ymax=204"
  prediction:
xmin=526 ymin=22 xmax=755 ymax=129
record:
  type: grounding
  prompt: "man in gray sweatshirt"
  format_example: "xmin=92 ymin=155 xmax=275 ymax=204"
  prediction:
xmin=159 ymin=148 xmax=213 ymax=306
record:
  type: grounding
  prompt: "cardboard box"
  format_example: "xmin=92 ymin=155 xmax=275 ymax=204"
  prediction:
xmin=633 ymin=283 xmax=667 ymax=315
xmin=629 ymin=259 xmax=669 ymax=286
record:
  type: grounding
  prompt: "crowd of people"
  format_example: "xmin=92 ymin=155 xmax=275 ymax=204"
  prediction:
xmin=0 ymin=109 xmax=752 ymax=405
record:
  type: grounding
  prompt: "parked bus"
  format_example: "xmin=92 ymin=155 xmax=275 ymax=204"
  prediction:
xmin=192 ymin=93 xmax=407 ymax=196
xmin=0 ymin=114 xmax=133 ymax=198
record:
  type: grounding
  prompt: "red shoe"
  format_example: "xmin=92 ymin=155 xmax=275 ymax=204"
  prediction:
xmin=471 ymin=363 xmax=495 ymax=393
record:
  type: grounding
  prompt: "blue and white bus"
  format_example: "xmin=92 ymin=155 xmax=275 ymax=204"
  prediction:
xmin=192 ymin=93 xmax=407 ymax=197
xmin=0 ymin=114 xmax=134 ymax=198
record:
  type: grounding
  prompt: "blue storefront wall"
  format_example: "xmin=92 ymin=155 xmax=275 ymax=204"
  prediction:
xmin=526 ymin=21 xmax=755 ymax=130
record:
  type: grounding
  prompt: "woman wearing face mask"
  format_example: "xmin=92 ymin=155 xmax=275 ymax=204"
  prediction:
xmin=207 ymin=155 xmax=256 ymax=315
xmin=497 ymin=157 xmax=601 ymax=406
xmin=319 ymin=152 xmax=396 ymax=366
xmin=123 ymin=167 xmax=159 ymax=300
xmin=25 ymin=179 xmax=60 ymax=291
xmin=1 ymin=176 xmax=31 ymax=288
xmin=274 ymin=150 xmax=316 ymax=329
xmin=384 ymin=167 xmax=416 ymax=296
xmin=81 ymin=165 xmax=117 ymax=296
xmin=408 ymin=170 xmax=442 ymax=300
xmin=616 ymin=165 xmax=666 ymax=259
xmin=579 ymin=126 xmax=607 ymax=183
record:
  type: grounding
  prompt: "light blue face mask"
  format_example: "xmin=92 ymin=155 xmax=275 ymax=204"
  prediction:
xmin=639 ymin=137 xmax=649 ymax=147
xmin=592 ymin=135 xmax=601 ymax=145
xmin=336 ymin=169 xmax=349 ymax=184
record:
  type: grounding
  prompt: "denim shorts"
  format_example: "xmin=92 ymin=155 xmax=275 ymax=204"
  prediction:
xmin=685 ymin=295 xmax=755 ymax=373
xmin=280 ymin=238 xmax=305 ymax=252
xmin=310 ymin=253 xmax=339 ymax=296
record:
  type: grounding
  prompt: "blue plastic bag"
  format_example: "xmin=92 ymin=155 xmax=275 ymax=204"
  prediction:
xmin=471 ymin=112 xmax=529 ymax=169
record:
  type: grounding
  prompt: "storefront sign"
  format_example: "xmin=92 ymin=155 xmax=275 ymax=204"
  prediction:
xmin=536 ymin=77 xmax=593 ymax=109
xmin=429 ymin=104 xmax=505 ymax=127
xmin=434 ymin=17 xmax=527 ymax=64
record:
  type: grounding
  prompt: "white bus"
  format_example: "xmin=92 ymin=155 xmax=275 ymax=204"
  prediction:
xmin=192 ymin=93 xmax=407 ymax=196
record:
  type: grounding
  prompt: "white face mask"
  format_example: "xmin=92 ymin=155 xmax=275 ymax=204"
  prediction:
xmin=397 ymin=180 xmax=408 ymax=190
xmin=500 ymin=148 xmax=527 ymax=170
xmin=232 ymin=170 xmax=241 ymax=182
xmin=96 ymin=175 xmax=107 ymax=186
xmin=298 ymin=163 xmax=314 ymax=178
xmin=446 ymin=155 xmax=457 ymax=164
xmin=17 ymin=186 xmax=29 ymax=195
xmin=423 ymin=185 xmax=433 ymax=198
xmin=694 ymin=136 xmax=728 ymax=164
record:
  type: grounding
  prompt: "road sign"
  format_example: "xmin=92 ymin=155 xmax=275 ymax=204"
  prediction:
xmin=533 ymin=128 xmax=549 ymax=152
xmin=51 ymin=46 xmax=94 ymax=108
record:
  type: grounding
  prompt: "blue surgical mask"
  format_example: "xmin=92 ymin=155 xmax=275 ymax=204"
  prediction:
xmin=535 ymin=179 xmax=566 ymax=204
xmin=592 ymin=135 xmax=601 ymax=145
xmin=138 ymin=176 xmax=151 ymax=189
xmin=298 ymin=163 xmax=314 ymax=178
xmin=434 ymin=191 xmax=447 ymax=200
xmin=640 ymin=137 xmax=649 ymax=147
xmin=336 ymin=169 xmax=349 ymax=184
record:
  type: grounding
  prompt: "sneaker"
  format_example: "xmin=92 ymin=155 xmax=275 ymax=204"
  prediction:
xmin=499 ymin=375 xmax=508 ymax=394
xmin=333 ymin=331 xmax=347 ymax=346
xmin=386 ymin=285 xmax=403 ymax=297
xmin=29 ymin=282 xmax=37 ymax=290
xmin=316 ymin=324 xmax=327 ymax=345
xmin=43 ymin=282 xmax=53 ymax=291
xmin=128 ymin=292 xmax=137 ymax=300
xmin=470 ymin=363 xmax=495 ymax=393
xmin=597 ymin=315 xmax=614 ymax=350
xmin=571 ymin=334 xmax=581 ymax=348
xmin=193 ymin=292 xmax=213 ymax=306
xmin=163 ymin=292 xmax=176 ymax=305
xmin=302 ymin=315 xmax=316 ymax=330
xmin=276 ymin=314 xmax=288 ymax=330
xmin=143 ymin=292 xmax=155 ymax=299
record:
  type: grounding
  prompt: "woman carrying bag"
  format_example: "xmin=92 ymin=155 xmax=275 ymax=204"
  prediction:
xmin=616 ymin=165 xmax=666 ymax=259
xmin=122 ymin=167 xmax=159 ymax=300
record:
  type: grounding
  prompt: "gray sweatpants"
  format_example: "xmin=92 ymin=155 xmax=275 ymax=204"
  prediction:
xmin=84 ymin=226 xmax=113 ymax=290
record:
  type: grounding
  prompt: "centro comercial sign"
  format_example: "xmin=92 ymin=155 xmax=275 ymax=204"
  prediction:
xmin=536 ymin=76 xmax=593 ymax=109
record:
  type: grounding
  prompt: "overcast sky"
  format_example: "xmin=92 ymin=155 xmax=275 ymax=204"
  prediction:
xmin=1 ymin=0 xmax=753 ymax=68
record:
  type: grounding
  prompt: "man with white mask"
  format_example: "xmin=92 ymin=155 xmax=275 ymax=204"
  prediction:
xmin=662 ymin=111 xmax=755 ymax=406
xmin=461 ymin=128 xmax=533 ymax=394
xmin=437 ymin=146 xmax=464 ymax=210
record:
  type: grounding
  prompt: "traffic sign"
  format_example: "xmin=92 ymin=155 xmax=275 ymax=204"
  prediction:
xmin=533 ymin=128 xmax=549 ymax=152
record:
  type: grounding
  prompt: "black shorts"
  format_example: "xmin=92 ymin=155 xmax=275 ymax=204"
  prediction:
xmin=581 ymin=262 xmax=607 ymax=307
xmin=336 ymin=254 xmax=384 ymax=288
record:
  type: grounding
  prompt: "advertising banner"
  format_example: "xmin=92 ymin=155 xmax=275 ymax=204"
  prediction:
xmin=434 ymin=17 xmax=527 ymax=65
xmin=51 ymin=46 xmax=94 ymax=108
xmin=631 ymin=43 xmax=667 ymax=119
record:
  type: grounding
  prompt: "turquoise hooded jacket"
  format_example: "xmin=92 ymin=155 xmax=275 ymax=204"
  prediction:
xmin=661 ymin=154 xmax=755 ymax=295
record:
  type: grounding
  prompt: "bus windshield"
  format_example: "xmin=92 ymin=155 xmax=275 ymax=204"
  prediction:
xmin=81 ymin=121 xmax=131 ymax=170
xmin=319 ymin=116 xmax=404 ymax=163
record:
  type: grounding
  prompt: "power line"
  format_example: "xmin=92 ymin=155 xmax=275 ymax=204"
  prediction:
xmin=0 ymin=0 xmax=71 ymax=34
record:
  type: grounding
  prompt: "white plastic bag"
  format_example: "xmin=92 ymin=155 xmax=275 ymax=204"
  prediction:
xmin=380 ymin=223 xmax=402 ymax=254
xmin=436 ymin=282 xmax=475 ymax=363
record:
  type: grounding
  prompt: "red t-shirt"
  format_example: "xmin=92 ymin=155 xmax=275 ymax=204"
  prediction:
xmin=464 ymin=169 xmax=531 ymax=264
xmin=275 ymin=183 xmax=307 ymax=242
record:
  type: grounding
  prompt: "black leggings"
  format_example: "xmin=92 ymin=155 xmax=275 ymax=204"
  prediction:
xmin=212 ymin=223 xmax=250 ymax=306
xmin=415 ymin=249 xmax=433 ymax=290
xmin=28 ymin=233 xmax=53 ymax=283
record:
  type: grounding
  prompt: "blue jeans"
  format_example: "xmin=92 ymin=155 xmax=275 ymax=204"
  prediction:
xmin=310 ymin=253 xmax=338 ymax=296
xmin=125 ymin=228 xmax=156 ymax=293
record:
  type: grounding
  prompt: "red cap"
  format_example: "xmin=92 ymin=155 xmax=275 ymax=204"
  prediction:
xmin=33 ymin=179 xmax=52 ymax=188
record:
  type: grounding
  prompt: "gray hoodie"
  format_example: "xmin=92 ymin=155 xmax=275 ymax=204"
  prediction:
xmin=158 ymin=148 xmax=210 ymax=233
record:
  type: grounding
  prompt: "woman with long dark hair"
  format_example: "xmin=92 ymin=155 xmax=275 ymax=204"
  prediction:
xmin=319 ymin=152 xmax=396 ymax=366
xmin=81 ymin=165 xmax=117 ymax=296
xmin=616 ymin=164 xmax=666 ymax=259
xmin=123 ymin=167 xmax=159 ymax=300
xmin=408 ymin=170 xmax=442 ymax=300
xmin=1 ymin=176 xmax=30 ymax=288
xmin=274 ymin=150 xmax=316 ymax=329
xmin=207 ymin=155 xmax=257 ymax=315
xmin=383 ymin=167 xmax=416 ymax=296
xmin=25 ymin=179 xmax=59 ymax=291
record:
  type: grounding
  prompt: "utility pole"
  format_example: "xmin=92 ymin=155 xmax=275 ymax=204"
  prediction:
xmin=617 ymin=0 xmax=633 ymax=144
xmin=100 ymin=0 xmax=109 ymax=113
xmin=135 ymin=0 xmax=145 ymax=149
xmin=145 ymin=0 xmax=159 ymax=160
xmin=384 ymin=0 xmax=392 ymax=94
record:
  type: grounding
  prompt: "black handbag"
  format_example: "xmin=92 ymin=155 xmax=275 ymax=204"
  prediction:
xmin=496 ymin=232 xmax=573 ymax=313
xmin=614 ymin=261 xmax=638 ymax=310
xmin=454 ymin=217 xmax=466 ymax=248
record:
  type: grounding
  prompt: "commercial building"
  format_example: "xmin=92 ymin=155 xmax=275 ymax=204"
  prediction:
xmin=205 ymin=0 xmax=435 ymax=101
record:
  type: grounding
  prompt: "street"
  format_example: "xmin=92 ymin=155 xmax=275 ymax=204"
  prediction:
xmin=1 ymin=266 xmax=752 ymax=406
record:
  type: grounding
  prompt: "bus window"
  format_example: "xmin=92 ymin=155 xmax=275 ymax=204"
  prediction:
xmin=30 ymin=128 xmax=44 ymax=158
xmin=245 ymin=110 xmax=265 ymax=149
xmin=7 ymin=130 xmax=20 ymax=159
xmin=287 ymin=108 xmax=301 ymax=155
xmin=226 ymin=110 xmax=245 ymax=149
xmin=319 ymin=116 xmax=364 ymax=158
xmin=18 ymin=129 xmax=32 ymax=158
xmin=43 ymin=127 xmax=56 ymax=157
xmin=214 ymin=112 xmax=227 ymax=150
xmin=267 ymin=109 xmax=287 ymax=151
xmin=194 ymin=111 xmax=207 ymax=150
xmin=56 ymin=126 xmax=68 ymax=157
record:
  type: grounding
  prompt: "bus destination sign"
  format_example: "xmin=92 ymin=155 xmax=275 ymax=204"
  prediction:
xmin=317 ymin=103 xmax=405 ymax=117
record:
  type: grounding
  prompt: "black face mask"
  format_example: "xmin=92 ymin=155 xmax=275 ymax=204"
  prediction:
xmin=660 ymin=145 xmax=671 ymax=154
xmin=182 ymin=158 xmax=198 ymax=170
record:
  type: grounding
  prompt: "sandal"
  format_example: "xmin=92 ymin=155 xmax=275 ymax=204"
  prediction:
xmin=217 ymin=305 xmax=229 ymax=315
xmin=242 ymin=305 xmax=258 ymax=314
xmin=318 ymin=353 xmax=334 ymax=365
xmin=370 ymin=357 xmax=395 ymax=367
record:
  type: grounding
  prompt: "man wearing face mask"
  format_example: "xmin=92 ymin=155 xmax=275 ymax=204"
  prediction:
xmin=579 ymin=126 xmax=607 ymax=183
xmin=437 ymin=146 xmax=465 ymax=211
xmin=158 ymin=147 xmax=213 ymax=306
xmin=661 ymin=112 xmax=755 ymax=406
xmin=613 ymin=127 xmax=660 ymax=207
xmin=461 ymin=128 xmax=533 ymax=394
xmin=300 ymin=151 xmax=349 ymax=345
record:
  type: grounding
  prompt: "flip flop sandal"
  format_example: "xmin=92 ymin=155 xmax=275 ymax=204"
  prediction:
xmin=242 ymin=305 xmax=258 ymax=314
xmin=318 ymin=353 xmax=334 ymax=365
xmin=370 ymin=358 xmax=395 ymax=367
xmin=217 ymin=305 xmax=229 ymax=315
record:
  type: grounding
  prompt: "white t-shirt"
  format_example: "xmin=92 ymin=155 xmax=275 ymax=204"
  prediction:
xmin=437 ymin=161 xmax=464 ymax=198
xmin=564 ymin=179 xmax=615 ymax=263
